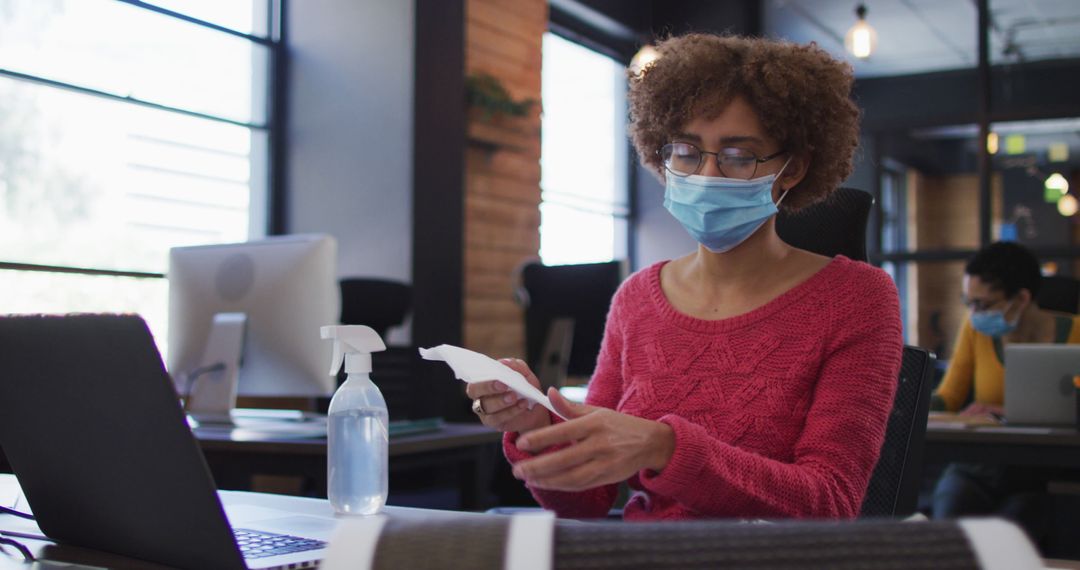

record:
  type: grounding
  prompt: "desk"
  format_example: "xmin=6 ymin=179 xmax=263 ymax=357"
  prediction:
xmin=0 ymin=474 xmax=488 ymax=570
xmin=3 ymin=475 xmax=1075 ymax=570
xmin=194 ymin=422 xmax=502 ymax=510
xmin=924 ymin=424 xmax=1080 ymax=469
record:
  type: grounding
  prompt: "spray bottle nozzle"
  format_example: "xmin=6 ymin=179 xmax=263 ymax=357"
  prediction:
xmin=320 ymin=325 xmax=386 ymax=376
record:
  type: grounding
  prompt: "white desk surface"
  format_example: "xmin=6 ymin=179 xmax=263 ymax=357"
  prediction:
xmin=0 ymin=473 xmax=491 ymax=569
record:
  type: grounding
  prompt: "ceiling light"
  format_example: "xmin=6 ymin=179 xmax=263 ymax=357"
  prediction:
xmin=1048 ymin=142 xmax=1069 ymax=162
xmin=629 ymin=45 xmax=660 ymax=76
xmin=1046 ymin=172 xmax=1070 ymax=194
xmin=1058 ymin=194 xmax=1078 ymax=217
xmin=844 ymin=4 xmax=877 ymax=59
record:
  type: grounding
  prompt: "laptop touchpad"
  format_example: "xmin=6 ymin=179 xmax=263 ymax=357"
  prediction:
xmin=225 ymin=505 xmax=339 ymax=538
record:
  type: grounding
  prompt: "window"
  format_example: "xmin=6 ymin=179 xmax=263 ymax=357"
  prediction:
xmin=539 ymin=33 xmax=629 ymax=265
xmin=0 ymin=0 xmax=278 ymax=358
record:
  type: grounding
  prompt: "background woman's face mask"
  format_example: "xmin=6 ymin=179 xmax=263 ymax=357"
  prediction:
xmin=663 ymin=158 xmax=791 ymax=253
xmin=970 ymin=300 xmax=1018 ymax=337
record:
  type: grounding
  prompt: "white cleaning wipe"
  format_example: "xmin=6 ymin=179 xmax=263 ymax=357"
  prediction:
xmin=419 ymin=344 xmax=567 ymax=420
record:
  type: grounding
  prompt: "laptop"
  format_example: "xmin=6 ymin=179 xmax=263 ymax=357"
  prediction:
xmin=1004 ymin=343 xmax=1080 ymax=427
xmin=0 ymin=314 xmax=336 ymax=570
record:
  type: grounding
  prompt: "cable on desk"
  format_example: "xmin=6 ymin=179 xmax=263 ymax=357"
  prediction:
xmin=1 ymin=531 xmax=50 ymax=542
xmin=0 ymin=506 xmax=34 ymax=520
xmin=177 ymin=362 xmax=227 ymax=411
xmin=0 ymin=536 xmax=34 ymax=561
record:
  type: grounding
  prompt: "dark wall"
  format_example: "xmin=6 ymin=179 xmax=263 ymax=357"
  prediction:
xmin=1003 ymin=167 xmax=1071 ymax=250
xmin=549 ymin=0 xmax=761 ymax=62
xmin=856 ymin=58 xmax=1080 ymax=132
xmin=650 ymin=0 xmax=760 ymax=38
xmin=878 ymin=136 xmax=978 ymax=177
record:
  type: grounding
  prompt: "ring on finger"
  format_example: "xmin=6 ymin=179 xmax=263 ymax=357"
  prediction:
xmin=471 ymin=398 xmax=486 ymax=416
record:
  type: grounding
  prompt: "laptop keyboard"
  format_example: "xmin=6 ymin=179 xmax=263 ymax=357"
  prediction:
xmin=234 ymin=528 xmax=327 ymax=560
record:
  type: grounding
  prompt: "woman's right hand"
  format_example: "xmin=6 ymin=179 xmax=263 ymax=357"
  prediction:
xmin=959 ymin=402 xmax=1004 ymax=418
xmin=465 ymin=358 xmax=551 ymax=434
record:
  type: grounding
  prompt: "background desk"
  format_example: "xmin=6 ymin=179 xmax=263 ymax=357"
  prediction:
xmin=924 ymin=424 xmax=1080 ymax=469
xmin=195 ymin=422 xmax=502 ymax=510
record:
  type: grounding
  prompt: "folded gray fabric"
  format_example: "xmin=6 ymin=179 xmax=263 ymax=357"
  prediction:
xmin=553 ymin=519 xmax=978 ymax=570
xmin=325 ymin=515 xmax=1039 ymax=570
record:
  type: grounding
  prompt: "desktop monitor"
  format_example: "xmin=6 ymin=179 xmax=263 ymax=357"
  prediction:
xmin=167 ymin=234 xmax=340 ymax=397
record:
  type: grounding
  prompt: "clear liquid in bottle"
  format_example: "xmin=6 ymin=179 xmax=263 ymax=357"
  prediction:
xmin=328 ymin=407 xmax=388 ymax=515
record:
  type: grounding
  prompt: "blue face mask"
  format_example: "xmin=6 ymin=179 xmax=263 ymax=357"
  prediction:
xmin=970 ymin=302 xmax=1018 ymax=338
xmin=663 ymin=159 xmax=791 ymax=253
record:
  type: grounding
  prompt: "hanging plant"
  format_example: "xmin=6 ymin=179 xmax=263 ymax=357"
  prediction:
xmin=466 ymin=73 xmax=536 ymax=121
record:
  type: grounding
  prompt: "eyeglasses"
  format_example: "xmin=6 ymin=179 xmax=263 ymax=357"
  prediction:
xmin=961 ymin=295 xmax=1010 ymax=312
xmin=658 ymin=142 xmax=786 ymax=179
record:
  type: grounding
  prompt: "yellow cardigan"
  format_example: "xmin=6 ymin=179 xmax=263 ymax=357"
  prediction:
xmin=934 ymin=313 xmax=1080 ymax=412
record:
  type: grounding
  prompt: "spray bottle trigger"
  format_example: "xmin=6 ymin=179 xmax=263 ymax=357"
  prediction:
xmin=328 ymin=341 xmax=344 ymax=376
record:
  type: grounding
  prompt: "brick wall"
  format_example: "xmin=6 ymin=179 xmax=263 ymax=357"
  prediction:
xmin=906 ymin=172 xmax=1003 ymax=358
xmin=463 ymin=0 xmax=547 ymax=359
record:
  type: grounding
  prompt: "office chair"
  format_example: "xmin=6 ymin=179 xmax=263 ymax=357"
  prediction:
xmin=1036 ymin=275 xmax=1080 ymax=314
xmin=339 ymin=278 xmax=413 ymax=339
xmin=333 ymin=278 xmax=420 ymax=418
xmin=517 ymin=260 xmax=626 ymax=389
xmin=776 ymin=187 xmax=874 ymax=262
xmin=859 ymin=345 xmax=935 ymax=517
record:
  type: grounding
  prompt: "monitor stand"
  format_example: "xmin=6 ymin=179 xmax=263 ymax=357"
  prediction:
xmin=535 ymin=317 xmax=574 ymax=390
xmin=183 ymin=312 xmax=246 ymax=423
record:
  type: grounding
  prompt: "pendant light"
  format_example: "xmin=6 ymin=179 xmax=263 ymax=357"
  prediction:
xmin=629 ymin=44 xmax=660 ymax=76
xmin=844 ymin=4 xmax=877 ymax=59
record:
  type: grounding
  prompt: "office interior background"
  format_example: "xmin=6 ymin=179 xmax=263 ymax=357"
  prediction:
xmin=2 ymin=0 xmax=1080 ymax=414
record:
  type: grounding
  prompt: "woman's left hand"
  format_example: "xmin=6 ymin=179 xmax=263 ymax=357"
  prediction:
xmin=511 ymin=387 xmax=675 ymax=492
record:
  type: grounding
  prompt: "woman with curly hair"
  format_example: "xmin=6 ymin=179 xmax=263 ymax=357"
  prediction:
xmin=467 ymin=33 xmax=903 ymax=520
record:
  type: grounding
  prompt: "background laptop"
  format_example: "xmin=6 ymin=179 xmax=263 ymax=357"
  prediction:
xmin=1004 ymin=343 xmax=1080 ymax=426
xmin=0 ymin=314 xmax=336 ymax=570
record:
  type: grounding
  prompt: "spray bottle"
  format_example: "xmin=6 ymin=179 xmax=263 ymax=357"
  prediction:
xmin=320 ymin=325 xmax=388 ymax=515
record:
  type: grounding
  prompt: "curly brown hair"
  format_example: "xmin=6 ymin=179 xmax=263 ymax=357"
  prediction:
xmin=628 ymin=33 xmax=861 ymax=211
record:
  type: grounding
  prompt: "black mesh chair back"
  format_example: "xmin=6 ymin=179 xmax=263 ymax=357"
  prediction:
xmin=859 ymin=345 xmax=935 ymax=517
xmin=1037 ymin=275 xmax=1080 ymax=314
xmin=339 ymin=278 xmax=412 ymax=339
xmin=335 ymin=278 xmax=419 ymax=418
xmin=519 ymin=261 xmax=625 ymax=382
xmin=776 ymin=187 xmax=874 ymax=262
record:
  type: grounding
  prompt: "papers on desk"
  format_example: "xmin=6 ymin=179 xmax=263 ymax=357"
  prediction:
xmin=927 ymin=412 xmax=1058 ymax=435
xmin=927 ymin=411 xmax=1003 ymax=429
xmin=191 ymin=415 xmax=329 ymax=440
xmin=975 ymin=426 xmax=1054 ymax=435
xmin=191 ymin=415 xmax=446 ymax=440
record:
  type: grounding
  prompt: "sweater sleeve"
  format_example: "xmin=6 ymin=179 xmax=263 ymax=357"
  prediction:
xmin=500 ymin=283 xmax=628 ymax=519
xmin=934 ymin=319 xmax=976 ymax=412
xmin=1067 ymin=315 xmax=1080 ymax=343
xmin=637 ymin=269 xmax=903 ymax=519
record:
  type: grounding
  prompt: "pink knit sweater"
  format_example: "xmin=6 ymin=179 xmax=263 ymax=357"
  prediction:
xmin=504 ymin=256 xmax=903 ymax=520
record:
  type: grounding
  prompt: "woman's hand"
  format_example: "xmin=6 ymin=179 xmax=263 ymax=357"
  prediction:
xmin=464 ymin=358 xmax=551 ymax=434
xmin=959 ymin=402 xmax=1004 ymax=419
xmin=510 ymin=388 xmax=675 ymax=492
